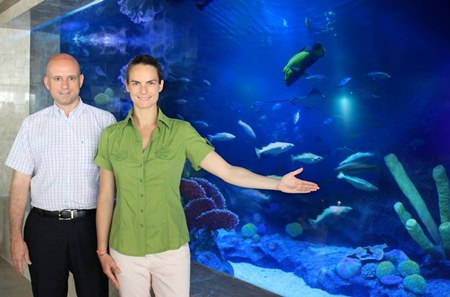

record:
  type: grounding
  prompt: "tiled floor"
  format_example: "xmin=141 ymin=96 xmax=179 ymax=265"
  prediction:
xmin=0 ymin=257 xmax=280 ymax=297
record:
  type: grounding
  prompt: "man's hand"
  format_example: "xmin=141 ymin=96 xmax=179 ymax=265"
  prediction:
xmin=10 ymin=236 xmax=32 ymax=275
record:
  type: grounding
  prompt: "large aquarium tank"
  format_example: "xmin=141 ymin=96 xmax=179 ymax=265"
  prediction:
xmin=33 ymin=0 xmax=450 ymax=296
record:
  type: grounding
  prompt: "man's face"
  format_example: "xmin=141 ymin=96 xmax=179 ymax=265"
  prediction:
xmin=44 ymin=56 xmax=84 ymax=109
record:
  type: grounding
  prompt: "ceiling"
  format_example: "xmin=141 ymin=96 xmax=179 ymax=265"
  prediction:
xmin=0 ymin=0 xmax=94 ymax=30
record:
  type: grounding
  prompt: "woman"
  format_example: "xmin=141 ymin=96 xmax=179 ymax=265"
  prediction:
xmin=94 ymin=54 xmax=319 ymax=297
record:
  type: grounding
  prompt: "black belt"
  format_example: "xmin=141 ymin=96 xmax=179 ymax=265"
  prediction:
xmin=32 ymin=207 xmax=96 ymax=221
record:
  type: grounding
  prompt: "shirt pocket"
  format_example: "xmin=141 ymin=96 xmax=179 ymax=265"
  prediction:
xmin=154 ymin=148 xmax=177 ymax=160
xmin=147 ymin=147 xmax=182 ymax=179
xmin=110 ymin=151 xmax=130 ymax=173
xmin=111 ymin=151 xmax=128 ymax=162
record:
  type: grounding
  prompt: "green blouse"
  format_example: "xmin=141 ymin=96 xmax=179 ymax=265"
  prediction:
xmin=95 ymin=108 xmax=214 ymax=256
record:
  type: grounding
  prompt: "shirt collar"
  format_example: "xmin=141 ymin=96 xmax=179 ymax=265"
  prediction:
xmin=122 ymin=107 xmax=171 ymax=128
xmin=51 ymin=98 xmax=84 ymax=118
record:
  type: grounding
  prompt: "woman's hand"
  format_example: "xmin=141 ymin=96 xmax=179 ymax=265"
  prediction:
xmin=277 ymin=168 xmax=320 ymax=193
xmin=98 ymin=254 xmax=121 ymax=289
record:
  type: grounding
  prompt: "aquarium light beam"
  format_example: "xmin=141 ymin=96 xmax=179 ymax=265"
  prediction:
xmin=32 ymin=0 xmax=104 ymax=32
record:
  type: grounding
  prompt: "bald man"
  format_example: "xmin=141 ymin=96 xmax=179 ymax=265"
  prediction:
xmin=6 ymin=53 xmax=116 ymax=297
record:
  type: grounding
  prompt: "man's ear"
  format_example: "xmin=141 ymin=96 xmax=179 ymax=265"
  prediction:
xmin=79 ymin=73 xmax=85 ymax=88
xmin=43 ymin=75 xmax=50 ymax=90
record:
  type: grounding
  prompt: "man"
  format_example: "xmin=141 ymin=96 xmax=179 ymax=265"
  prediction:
xmin=6 ymin=53 xmax=116 ymax=297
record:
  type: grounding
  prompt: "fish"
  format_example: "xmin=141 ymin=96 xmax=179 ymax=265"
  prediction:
xmin=335 ymin=162 xmax=378 ymax=173
xmin=238 ymin=120 xmax=256 ymax=139
xmin=174 ymin=99 xmax=188 ymax=104
xmin=339 ymin=152 xmax=374 ymax=166
xmin=272 ymin=103 xmax=282 ymax=111
xmin=254 ymin=88 xmax=325 ymax=109
xmin=337 ymin=172 xmax=379 ymax=191
xmin=207 ymin=132 xmax=236 ymax=142
xmin=337 ymin=76 xmax=352 ymax=88
xmin=238 ymin=188 xmax=271 ymax=202
xmin=367 ymin=71 xmax=391 ymax=80
xmin=293 ymin=110 xmax=300 ymax=124
xmin=255 ymin=142 xmax=294 ymax=158
xmin=202 ymin=79 xmax=212 ymax=87
xmin=291 ymin=152 xmax=323 ymax=164
xmin=290 ymin=88 xmax=325 ymax=109
xmin=192 ymin=120 xmax=209 ymax=129
xmin=309 ymin=205 xmax=352 ymax=226
xmin=305 ymin=74 xmax=328 ymax=80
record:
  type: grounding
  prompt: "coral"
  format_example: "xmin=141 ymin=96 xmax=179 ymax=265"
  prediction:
xmin=335 ymin=257 xmax=362 ymax=280
xmin=285 ymin=222 xmax=303 ymax=238
xmin=180 ymin=178 xmax=206 ymax=201
xmin=241 ymin=223 xmax=257 ymax=238
xmin=180 ymin=177 xmax=239 ymax=232
xmin=384 ymin=153 xmax=450 ymax=260
xmin=195 ymin=209 xmax=239 ymax=231
xmin=405 ymin=219 xmax=441 ymax=259
xmin=361 ymin=263 xmax=378 ymax=279
xmin=397 ymin=260 xmax=420 ymax=277
xmin=383 ymin=249 xmax=410 ymax=266
xmin=441 ymin=222 xmax=450 ymax=259
xmin=376 ymin=261 xmax=396 ymax=280
xmin=433 ymin=165 xmax=450 ymax=223
xmin=346 ymin=244 xmax=387 ymax=262
xmin=380 ymin=275 xmax=403 ymax=286
xmin=191 ymin=177 xmax=226 ymax=208
xmin=183 ymin=198 xmax=216 ymax=229
xmin=403 ymin=274 xmax=427 ymax=295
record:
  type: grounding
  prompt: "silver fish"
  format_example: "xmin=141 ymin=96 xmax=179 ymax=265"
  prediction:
xmin=255 ymin=142 xmax=294 ymax=158
xmin=367 ymin=71 xmax=391 ymax=80
xmin=309 ymin=205 xmax=352 ymax=226
xmin=238 ymin=120 xmax=256 ymax=139
xmin=337 ymin=172 xmax=378 ymax=191
xmin=207 ymin=132 xmax=236 ymax=142
xmin=291 ymin=152 xmax=323 ymax=164
xmin=339 ymin=152 xmax=374 ymax=166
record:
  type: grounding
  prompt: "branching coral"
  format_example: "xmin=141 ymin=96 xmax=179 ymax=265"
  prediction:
xmin=384 ymin=153 xmax=450 ymax=260
xmin=180 ymin=177 xmax=239 ymax=232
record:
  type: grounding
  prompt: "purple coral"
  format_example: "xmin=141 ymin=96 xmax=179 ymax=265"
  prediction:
xmin=191 ymin=177 xmax=226 ymax=208
xmin=181 ymin=177 xmax=239 ymax=232
xmin=195 ymin=209 xmax=239 ymax=231
xmin=180 ymin=178 xmax=206 ymax=201
xmin=184 ymin=198 xmax=216 ymax=229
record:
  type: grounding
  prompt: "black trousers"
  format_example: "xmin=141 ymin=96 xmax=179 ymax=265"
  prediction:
xmin=24 ymin=208 xmax=108 ymax=297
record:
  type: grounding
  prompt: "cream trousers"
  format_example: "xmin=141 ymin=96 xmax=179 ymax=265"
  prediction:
xmin=110 ymin=244 xmax=190 ymax=297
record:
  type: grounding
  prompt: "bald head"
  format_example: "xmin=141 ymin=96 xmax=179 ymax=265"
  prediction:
xmin=46 ymin=53 xmax=81 ymax=76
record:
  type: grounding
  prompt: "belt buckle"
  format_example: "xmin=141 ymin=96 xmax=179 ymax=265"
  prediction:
xmin=58 ymin=209 xmax=76 ymax=220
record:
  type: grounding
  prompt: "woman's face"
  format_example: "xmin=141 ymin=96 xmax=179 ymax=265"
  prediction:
xmin=125 ymin=64 xmax=164 ymax=110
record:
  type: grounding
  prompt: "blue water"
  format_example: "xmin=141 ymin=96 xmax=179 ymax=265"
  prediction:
xmin=39 ymin=0 xmax=450 ymax=295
